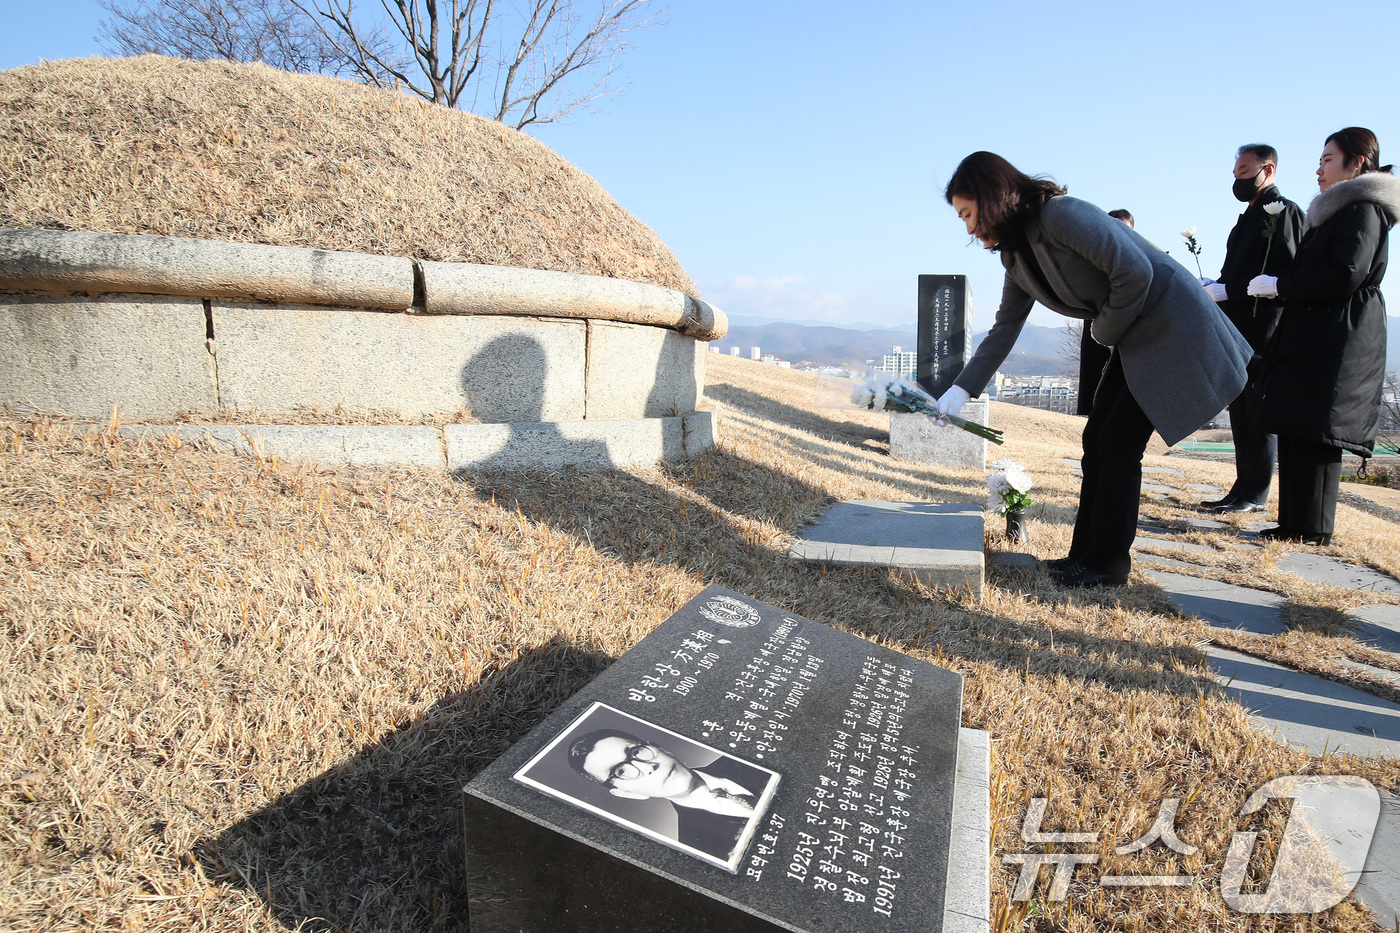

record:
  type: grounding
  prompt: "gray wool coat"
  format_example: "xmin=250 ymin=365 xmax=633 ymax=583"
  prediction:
xmin=952 ymin=196 xmax=1252 ymax=446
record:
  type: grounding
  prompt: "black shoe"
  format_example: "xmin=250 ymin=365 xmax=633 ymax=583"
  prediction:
xmin=1050 ymin=560 xmax=1129 ymax=588
xmin=1257 ymin=526 xmax=1332 ymax=545
xmin=1198 ymin=495 xmax=1235 ymax=510
xmin=1211 ymin=499 xmax=1266 ymax=514
xmin=1295 ymin=532 xmax=1333 ymax=546
xmin=1043 ymin=555 xmax=1078 ymax=572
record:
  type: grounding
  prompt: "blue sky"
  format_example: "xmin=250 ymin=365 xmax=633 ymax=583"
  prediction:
xmin=5 ymin=0 xmax=1399 ymax=331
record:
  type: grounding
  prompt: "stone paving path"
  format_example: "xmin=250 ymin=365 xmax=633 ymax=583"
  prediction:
xmin=1117 ymin=466 xmax=1400 ymax=925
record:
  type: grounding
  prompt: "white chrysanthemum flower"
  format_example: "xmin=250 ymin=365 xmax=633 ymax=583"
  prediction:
xmin=987 ymin=472 xmax=1011 ymax=496
xmin=985 ymin=493 xmax=1007 ymax=515
xmin=1004 ymin=467 xmax=1034 ymax=494
xmin=851 ymin=387 xmax=874 ymax=408
xmin=990 ymin=458 xmax=1017 ymax=470
xmin=1263 ymin=202 xmax=1286 ymax=216
xmin=1181 ymin=227 xmax=1196 ymax=238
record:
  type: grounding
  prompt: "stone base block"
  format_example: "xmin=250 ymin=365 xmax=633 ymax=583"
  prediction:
xmin=213 ymin=303 xmax=587 ymax=421
xmin=584 ymin=320 xmax=705 ymax=420
xmin=0 ymin=295 xmax=217 ymax=419
xmin=889 ymin=398 xmax=989 ymax=469
xmin=788 ymin=500 xmax=985 ymax=592
xmin=447 ymin=416 xmax=689 ymax=470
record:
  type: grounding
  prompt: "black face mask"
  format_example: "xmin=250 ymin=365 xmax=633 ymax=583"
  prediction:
xmin=1233 ymin=173 xmax=1264 ymax=202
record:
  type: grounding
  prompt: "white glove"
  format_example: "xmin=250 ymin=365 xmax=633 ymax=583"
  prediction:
xmin=937 ymin=385 xmax=970 ymax=420
xmin=1247 ymin=275 xmax=1278 ymax=298
xmin=1198 ymin=276 xmax=1216 ymax=286
xmin=1204 ymin=282 xmax=1227 ymax=302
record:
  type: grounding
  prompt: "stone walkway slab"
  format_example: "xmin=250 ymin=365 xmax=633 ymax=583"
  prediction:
xmin=1184 ymin=518 xmax=1227 ymax=531
xmin=1142 ymin=467 xmax=1184 ymax=476
xmin=1141 ymin=482 xmax=1175 ymax=494
xmin=1134 ymin=536 xmax=1218 ymax=556
xmin=1207 ymin=647 xmax=1400 ymax=758
xmin=1349 ymin=604 xmax=1400 ymax=655
xmin=1149 ymin=571 xmax=1288 ymax=636
xmin=1277 ymin=553 xmax=1400 ymax=596
xmin=1355 ymin=792 xmax=1400 ymax=929
xmin=1185 ymin=483 xmax=1222 ymax=494
xmin=1135 ymin=554 xmax=1212 ymax=573
xmin=788 ymin=500 xmax=984 ymax=591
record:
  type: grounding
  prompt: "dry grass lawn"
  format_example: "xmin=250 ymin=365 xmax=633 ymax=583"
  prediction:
xmin=3 ymin=353 xmax=1398 ymax=932
xmin=0 ymin=56 xmax=694 ymax=294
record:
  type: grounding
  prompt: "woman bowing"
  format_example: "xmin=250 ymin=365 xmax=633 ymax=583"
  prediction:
xmin=938 ymin=151 xmax=1251 ymax=587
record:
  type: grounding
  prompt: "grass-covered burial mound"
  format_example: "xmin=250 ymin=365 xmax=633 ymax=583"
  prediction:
xmin=0 ymin=55 xmax=695 ymax=293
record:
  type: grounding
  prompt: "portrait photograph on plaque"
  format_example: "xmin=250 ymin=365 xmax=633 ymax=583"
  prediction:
xmin=513 ymin=702 xmax=781 ymax=873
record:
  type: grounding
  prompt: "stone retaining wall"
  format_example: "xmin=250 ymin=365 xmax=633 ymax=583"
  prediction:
xmin=0 ymin=228 xmax=727 ymax=468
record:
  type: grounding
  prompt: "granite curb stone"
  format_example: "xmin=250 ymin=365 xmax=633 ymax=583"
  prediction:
xmin=120 ymin=425 xmax=446 ymax=468
xmin=121 ymin=413 xmax=713 ymax=471
xmin=419 ymin=260 xmax=728 ymax=340
xmin=946 ymin=728 xmax=991 ymax=933
xmin=0 ymin=227 xmax=414 ymax=309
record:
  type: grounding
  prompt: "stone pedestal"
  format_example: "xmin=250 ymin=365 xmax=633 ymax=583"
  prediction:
xmin=889 ymin=398 xmax=989 ymax=470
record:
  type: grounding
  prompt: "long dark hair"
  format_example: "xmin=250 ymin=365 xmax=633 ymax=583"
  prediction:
xmin=944 ymin=151 xmax=1066 ymax=251
xmin=1325 ymin=127 xmax=1394 ymax=175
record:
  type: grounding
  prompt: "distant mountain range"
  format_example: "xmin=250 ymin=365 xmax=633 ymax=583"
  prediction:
xmin=718 ymin=320 xmax=1072 ymax=376
xmin=719 ymin=315 xmax=1400 ymax=377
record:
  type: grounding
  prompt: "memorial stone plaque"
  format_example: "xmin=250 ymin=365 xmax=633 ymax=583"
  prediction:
xmin=463 ymin=584 xmax=964 ymax=932
xmin=916 ymin=274 xmax=971 ymax=399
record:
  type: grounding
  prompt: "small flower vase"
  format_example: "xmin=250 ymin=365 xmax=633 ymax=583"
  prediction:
xmin=1005 ymin=508 xmax=1029 ymax=545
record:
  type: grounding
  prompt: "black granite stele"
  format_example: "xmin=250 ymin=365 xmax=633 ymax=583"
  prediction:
xmin=463 ymin=585 xmax=964 ymax=932
xmin=916 ymin=274 xmax=970 ymax=399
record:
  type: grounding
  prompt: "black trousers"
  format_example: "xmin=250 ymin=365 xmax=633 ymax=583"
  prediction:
xmin=1070 ymin=351 xmax=1156 ymax=577
xmin=1225 ymin=357 xmax=1277 ymax=505
xmin=1077 ymin=326 xmax=1113 ymax=417
xmin=1275 ymin=435 xmax=1343 ymax=536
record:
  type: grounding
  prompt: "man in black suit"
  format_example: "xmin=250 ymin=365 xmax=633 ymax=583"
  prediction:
xmin=1199 ymin=143 xmax=1303 ymax=513
xmin=569 ymin=730 xmax=759 ymax=860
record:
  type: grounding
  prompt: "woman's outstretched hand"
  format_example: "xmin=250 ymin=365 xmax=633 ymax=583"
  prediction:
xmin=937 ymin=385 xmax=970 ymax=421
xmin=1247 ymin=275 xmax=1278 ymax=298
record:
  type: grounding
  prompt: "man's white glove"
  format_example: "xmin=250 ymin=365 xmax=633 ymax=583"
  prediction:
xmin=1198 ymin=276 xmax=1216 ymax=286
xmin=1247 ymin=275 xmax=1279 ymax=298
xmin=937 ymin=385 xmax=970 ymax=421
xmin=1204 ymin=281 xmax=1228 ymax=302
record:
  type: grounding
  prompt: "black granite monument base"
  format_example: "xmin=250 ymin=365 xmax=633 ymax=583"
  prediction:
xmin=463 ymin=585 xmax=964 ymax=932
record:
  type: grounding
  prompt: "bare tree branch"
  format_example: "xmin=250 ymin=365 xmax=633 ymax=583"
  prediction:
xmin=1379 ymin=370 xmax=1400 ymax=455
xmin=98 ymin=0 xmax=658 ymax=129
xmin=98 ymin=0 xmax=351 ymax=75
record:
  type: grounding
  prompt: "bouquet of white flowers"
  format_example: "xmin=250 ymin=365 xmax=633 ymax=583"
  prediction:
xmin=984 ymin=458 xmax=1034 ymax=514
xmin=849 ymin=372 xmax=1004 ymax=444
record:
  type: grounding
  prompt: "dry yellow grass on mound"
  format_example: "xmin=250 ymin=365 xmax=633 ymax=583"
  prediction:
xmin=3 ymin=353 xmax=1398 ymax=932
xmin=0 ymin=56 xmax=694 ymax=293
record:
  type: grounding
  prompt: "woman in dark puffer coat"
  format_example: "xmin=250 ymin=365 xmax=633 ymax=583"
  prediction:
xmin=1248 ymin=127 xmax=1400 ymax=544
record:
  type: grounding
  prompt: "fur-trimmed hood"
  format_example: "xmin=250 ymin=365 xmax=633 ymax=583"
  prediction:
xmin=1304 ymin=171 xmax=1400 ymax=231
